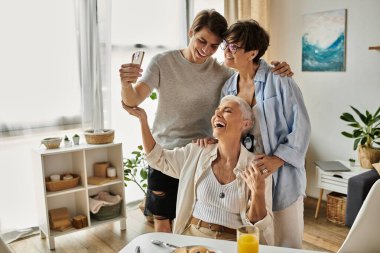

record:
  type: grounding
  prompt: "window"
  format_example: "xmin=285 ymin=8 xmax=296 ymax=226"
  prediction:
xmin=0 ymin=0 xmax=80 ymax=136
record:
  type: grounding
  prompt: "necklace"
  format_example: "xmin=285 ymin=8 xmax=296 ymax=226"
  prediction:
xmin=217 ymin=164 xmax=233 ymax=199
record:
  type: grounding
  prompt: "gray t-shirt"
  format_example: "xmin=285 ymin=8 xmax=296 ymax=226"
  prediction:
xmin=140 ymin=50 xmax=233 ymax=149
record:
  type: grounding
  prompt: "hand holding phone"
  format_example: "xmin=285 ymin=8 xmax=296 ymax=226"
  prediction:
xmin=120 ymin=51 xmax=145 ymax=86
xmin=132 ymin=51 xmax=145 ymax=65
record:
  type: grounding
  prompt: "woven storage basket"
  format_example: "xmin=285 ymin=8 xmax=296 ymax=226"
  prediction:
xmin=45 ymin=174 xmax=80 ymax=192
xmin=84 ymin=129 xmax=114 ymax=144
xmin=90 ymin=200 xmax=122 ymax=221
xmin=327 ymin=192 xmax=346 ymax=225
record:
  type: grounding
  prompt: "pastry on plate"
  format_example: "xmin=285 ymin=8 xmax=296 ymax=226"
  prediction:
xmin=173 ymin=245 xmax=216 ymax=253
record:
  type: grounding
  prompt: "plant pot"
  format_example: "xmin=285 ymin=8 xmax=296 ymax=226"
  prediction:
xmin=64 ymin=140 xmax=72 ymax=148
xmin=138 ymin=197 xmax=154 ymax=224
xmin=73 ymin=136 xmax=80 ymax=145
xmin=358 ymin=145 xmax=380 ymax=169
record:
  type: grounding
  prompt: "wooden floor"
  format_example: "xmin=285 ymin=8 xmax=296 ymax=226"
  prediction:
xmin=302 ymin=198 xmax=349 ymax=252
xmin=9 ymin=197 xmax=349 ymax=253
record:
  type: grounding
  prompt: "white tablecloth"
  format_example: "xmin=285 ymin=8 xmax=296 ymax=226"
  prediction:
xmin=119 ymin=232 xmax=326 ymax=253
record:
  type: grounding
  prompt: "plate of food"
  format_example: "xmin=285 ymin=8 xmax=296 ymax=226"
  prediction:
xmin=172 ymin=245 xmax=222 ymax=253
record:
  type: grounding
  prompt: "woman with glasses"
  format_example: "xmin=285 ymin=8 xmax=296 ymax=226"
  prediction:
xmin=220 ymin=20 xmax=311 ymax=248
xmin=123 ymin=95 xmax=274 ymax=244
xmin=119 ymin=9 xmax=292 ymax=233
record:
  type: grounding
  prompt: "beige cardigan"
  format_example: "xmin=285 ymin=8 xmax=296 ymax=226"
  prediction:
xmin=146 ymin=142 xmax=274 ymax=245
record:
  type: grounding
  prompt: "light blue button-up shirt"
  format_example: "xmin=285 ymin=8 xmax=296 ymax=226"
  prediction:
xmin=221 ymin=60 xmax=311 ymax=211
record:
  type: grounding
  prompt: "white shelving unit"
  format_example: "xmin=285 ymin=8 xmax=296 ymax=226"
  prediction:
xmin=32 ymin=143 xmax=126 ymax=249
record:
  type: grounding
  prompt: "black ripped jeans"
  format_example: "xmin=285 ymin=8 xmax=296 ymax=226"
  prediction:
xmin=144 ymin=166 xmax=179 ymax=220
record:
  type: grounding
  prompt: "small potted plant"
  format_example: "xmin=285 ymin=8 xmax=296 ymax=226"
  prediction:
xmin=340 ymin=106 xmax=380 ymax=168
xmin=349 ymin=158 xmax=355 ymax=167
xmin=72 ymin=134 xmax=80 ymax=145
xmin=63 ymin=135 xmax=71 ymax=147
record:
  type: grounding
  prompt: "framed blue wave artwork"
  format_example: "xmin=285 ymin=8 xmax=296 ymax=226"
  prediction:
xmin=302 ymin=9 xmax=346 ymax=72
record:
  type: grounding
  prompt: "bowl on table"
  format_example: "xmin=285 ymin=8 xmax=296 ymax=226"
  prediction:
xmin=41 ymin=137 xmax=62 ymax=149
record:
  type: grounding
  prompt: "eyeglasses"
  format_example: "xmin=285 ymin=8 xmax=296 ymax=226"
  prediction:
xmin=220 ymin=40 xmax=243 ymax=54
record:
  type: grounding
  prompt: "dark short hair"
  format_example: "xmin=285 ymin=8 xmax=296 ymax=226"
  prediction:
xmin=224 ymin=20 xmax=270 ymax=63
xmin=190 ymin=9 xmax=228 ymax=39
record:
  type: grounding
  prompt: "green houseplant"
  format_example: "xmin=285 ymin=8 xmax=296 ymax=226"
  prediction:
xmin=123 ymin=146 xmax=153 ymax=223
xmin=123 ymin=145 xmax=148 ymax=195
xmin=340 ymin=105 xmax=380 ymax=168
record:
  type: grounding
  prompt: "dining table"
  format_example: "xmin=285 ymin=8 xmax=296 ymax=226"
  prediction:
xmin=119 ymin=232 xmax=326 ymax=253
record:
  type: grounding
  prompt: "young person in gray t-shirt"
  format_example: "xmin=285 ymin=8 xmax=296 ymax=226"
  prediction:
xmin=119 ymin=9 xmax=292 ymax=233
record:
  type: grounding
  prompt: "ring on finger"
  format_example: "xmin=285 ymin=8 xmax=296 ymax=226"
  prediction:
xmin=261 ymin=168 xmax=269 ymax=174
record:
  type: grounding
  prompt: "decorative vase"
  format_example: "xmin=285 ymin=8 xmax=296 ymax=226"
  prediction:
xmin=358 ymin=145 xmax=380 ymax=169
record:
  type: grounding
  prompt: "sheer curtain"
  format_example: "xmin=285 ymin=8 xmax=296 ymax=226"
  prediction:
xmin=75 ymin=0 xmax=112 ymax=131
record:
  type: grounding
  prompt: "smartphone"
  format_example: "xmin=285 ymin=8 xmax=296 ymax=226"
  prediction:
xmin=132 ymin=51 xmax=145 ymax=65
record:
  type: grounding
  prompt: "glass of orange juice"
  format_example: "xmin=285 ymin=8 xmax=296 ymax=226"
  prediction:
xmin=237 ymin=225 xmax=259 ymax=253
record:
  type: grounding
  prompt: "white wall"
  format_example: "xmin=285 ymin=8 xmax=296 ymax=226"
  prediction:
xmin=269 ymin=0 xmax=380 ymax=198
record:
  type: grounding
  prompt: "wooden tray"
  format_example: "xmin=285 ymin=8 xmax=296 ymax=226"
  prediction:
xmin=45 ymin=174 xmax=80 ymax=192
xmin=87 ymin=176 xmax=112 ymax=185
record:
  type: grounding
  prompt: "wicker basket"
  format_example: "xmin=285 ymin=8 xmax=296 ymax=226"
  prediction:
xmin=45 ymin=174 xmax=80 ymax=192
xmin=41 ymin=137 xmax=62 ymax=149
xmin=90 ymin=200 xmax=122 ymax=221
xmin=327 ymin=192 xmax=346 ymax=225
xmin=84 ymin=129 xmax=114 ymax=144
